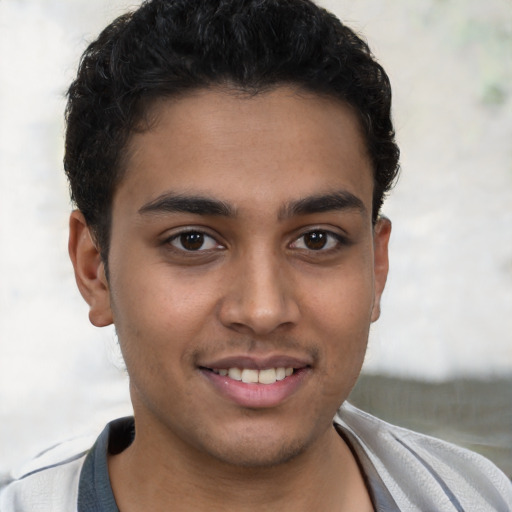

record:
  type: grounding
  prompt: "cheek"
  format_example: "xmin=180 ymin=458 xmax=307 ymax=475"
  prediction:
xmin=303 ymin=267 xmax=374 ymax=372
xmin=108 ymin=264 xmax=219 ymax=375
xmin=305 ymin=266 xmax=375 ymax=331
xmin=112 ymin=260 xmax=217 ymax=327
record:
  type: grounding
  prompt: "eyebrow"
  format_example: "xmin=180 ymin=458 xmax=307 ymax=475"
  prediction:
xmin=138 ymin=193 xmax=234 ymax=217
xmin=138 ymin=190 xmax=366 ymax=220
xmin=278 ymin=191 xmax=367 ymax=220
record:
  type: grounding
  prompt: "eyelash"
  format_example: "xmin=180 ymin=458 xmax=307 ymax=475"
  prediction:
xmin=289 ymin=230 xmax=347 ymax=252
xmin=166 ymin=230 xmax=223 ymax=252
xmin=164 ymin=228 xmax=347 ymax=253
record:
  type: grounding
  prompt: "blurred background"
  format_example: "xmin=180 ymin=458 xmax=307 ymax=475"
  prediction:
xmin=1 ymin=0 xmax=511 ymax=479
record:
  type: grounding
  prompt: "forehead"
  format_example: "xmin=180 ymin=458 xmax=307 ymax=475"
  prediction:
xmin=116 ymin=87 xmax=373 ymax=218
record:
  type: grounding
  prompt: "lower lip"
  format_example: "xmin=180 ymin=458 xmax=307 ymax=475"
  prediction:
xmin=200 ymin=368 xmax=310 ymax=408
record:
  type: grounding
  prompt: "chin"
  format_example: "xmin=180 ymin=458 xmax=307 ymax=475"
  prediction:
xmin=200 ymin=429 xmax=314 ymax=469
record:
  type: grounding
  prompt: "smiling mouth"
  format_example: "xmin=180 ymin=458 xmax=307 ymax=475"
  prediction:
xmin=200 ymin=363 xmax=311 ymax=407
xmin=203 ymin=367 xmax=296 ymax=384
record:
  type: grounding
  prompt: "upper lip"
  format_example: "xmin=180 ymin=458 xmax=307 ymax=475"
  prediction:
xmin=199 ymin=354 xmax=314 ymax=370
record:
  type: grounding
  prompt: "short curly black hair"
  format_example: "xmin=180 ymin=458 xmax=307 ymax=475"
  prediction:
xmin=65 ymin=0 xmax=400 ymax=262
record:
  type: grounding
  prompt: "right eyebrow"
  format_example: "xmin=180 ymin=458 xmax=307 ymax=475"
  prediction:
xmin=138 ymin=193 xmax=234 ymax=217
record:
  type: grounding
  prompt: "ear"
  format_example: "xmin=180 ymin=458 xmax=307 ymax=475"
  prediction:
xmin=68 ymin=210 xmax=113 ymax=327
xmin=371 ymin=216 xmax=391 ymax=323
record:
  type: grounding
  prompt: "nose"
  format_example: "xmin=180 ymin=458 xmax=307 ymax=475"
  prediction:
xmin=218 ymin=249 xmax=300 ymax=336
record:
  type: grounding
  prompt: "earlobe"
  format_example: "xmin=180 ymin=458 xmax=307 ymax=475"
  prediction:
xmin=68 ymin=210 xmax=113 ymax=327
xmin=371 ymin=216 xmax=391 ymax=323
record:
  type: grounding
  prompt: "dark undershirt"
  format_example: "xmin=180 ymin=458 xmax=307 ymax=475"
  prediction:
xmin=77 ymin=417 xmax=399 ymax=512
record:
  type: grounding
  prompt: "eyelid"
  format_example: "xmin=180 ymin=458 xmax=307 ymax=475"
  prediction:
xmin=289 ymin=227 xmax=348 ymax=251
xmin=164 ymin=227 xmax=225 ymax=251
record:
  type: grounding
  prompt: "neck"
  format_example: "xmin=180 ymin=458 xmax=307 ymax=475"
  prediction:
xmin=108 ymin=419 xmax=373 ymax=512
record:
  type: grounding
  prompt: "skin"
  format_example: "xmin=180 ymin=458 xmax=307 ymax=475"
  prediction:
xmin=69 ymin=86 xmax=391 ymax=511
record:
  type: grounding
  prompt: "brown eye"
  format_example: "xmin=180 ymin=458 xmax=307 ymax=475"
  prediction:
xmin=180 ymin=232 xmax=204 ymax=250
xmin=303 ymin=231 xmax=328 ymax=250
xmin=169 ymin=231 xmax=219 ymax=251
xmin=291 ymin=230 xmax=344 ymax=251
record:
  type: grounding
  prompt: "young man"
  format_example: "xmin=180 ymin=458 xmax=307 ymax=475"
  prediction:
xmin=2 ymin=0 xmax=511 ymax=510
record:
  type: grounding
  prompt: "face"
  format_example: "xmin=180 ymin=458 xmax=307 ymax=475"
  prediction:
xmin=73 ymin=87 xmax=390 ymax=468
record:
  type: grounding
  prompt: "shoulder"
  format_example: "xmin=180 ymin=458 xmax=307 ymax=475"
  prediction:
xmin=336 ymin=402 xmax=512 ymax=511
xmin=0 ymin=436 xmax=94 ymax=512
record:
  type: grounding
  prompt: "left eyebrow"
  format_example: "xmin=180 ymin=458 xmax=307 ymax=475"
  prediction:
xmin=278 ymin=191 xmax=367 ymax=220
xmin=138 ymin=193 xmax=234 ymax=217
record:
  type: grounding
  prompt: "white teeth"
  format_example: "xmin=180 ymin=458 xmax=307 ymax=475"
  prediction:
xmin=214 ymin=367 xmax=295 ymax=384
xmin=258 ymin=368 xmax=277 ymax=384
xmin=228 ymin=368 xmax=242 ymax=381
xmin=276 ymin=367 xmax=286 ymax=381
xmin=241 ymin=369 xmax=259 ymax=383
